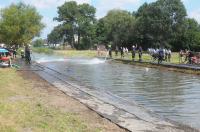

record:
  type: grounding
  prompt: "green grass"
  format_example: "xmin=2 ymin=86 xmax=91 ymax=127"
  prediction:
xmin=54 ymin=50 xmax=181 ymax=63
xmin=0 ymin=69 xmax=100 ymax=132
xmin=54 ymin=50 xmax=97 ymax=58
xmin=102 ymin=51 xmax=180 ymax=64
xmin=33 ymin=48 xmax=181 ymax=64
xmin=32 ymin=47 xmax=53 ymax=54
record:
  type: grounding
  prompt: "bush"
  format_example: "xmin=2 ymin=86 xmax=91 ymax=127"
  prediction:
xmin=32 ymin=39 xmax=44 ymax=47
xmin=32 ymin=47 xmax=53 ymax=54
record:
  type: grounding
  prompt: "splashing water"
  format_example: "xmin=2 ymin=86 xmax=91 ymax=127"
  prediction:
xmin=66 ymin=58 xmax=106 ymax=65
xmin=36 ymin=57 xmax=68 ymax=63
xmin=33 ymin=53 xmax=105 ymax=65
xmin=105 ymin=51 xmax=109 ymax=61
xmin=32 ymin=50 xmax=107 ymax=66
xmin=85 ymin=58 xmax=105 ymax=65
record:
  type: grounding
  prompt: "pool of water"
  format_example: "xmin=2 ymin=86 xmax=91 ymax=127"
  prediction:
xmin=33 ymin=53 xmax=200 ymax=129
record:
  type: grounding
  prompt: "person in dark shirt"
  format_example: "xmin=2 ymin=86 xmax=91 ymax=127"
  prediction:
xmin=132 ymin=45 xmax=136 ymax=61
xmin=158 ymin=48 xmax=164 ymax=64
xmin=13 ymin=48 xmax=17 ymax=59
xmin=115 ymin=46 xmax=119 ymax=56
xmin=138 ymin=46 xmax=143 ymax=62
xmin=108 ymin=44 xmax=112 ymax=58
xmin=25 ymin=45 xmax=31 ymax=64
xmin=120 ymin=47 xmax=124 ymax=58
xmin=188 ymin=51 xmax=194 ymax=64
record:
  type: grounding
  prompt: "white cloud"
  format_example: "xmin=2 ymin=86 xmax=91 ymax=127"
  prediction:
xmin=41 ymin=16 xmax=61 ymax=38
xmin=16 ymin=0 xmax=92 ymax=38
xmin=25 ymin=0 xmax=141 ymax=37
xmin=21 ymin=0 xmax=91 ymax=9
xmin=189 ymin=9 xmax=200 ymax=23
xmin=95 ymin=0 xmax=140 ymax=18
xmin=0 ymin=4 xmax=5 ymax=9
xmin=181 ymin=0 xmax=189 ymax=3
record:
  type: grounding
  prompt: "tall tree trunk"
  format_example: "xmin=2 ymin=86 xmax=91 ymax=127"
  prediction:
xmin=78 ymin=31 xmax=80 ymax=46
xmin=71 ymin=34 xmax=75 ymax=49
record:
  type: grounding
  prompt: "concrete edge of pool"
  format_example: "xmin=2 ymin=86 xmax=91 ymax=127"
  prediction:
xmin=112 ymin=58 xmax=200 ymax=75
xmin=27 ymin=63 xmax=200 ymax=132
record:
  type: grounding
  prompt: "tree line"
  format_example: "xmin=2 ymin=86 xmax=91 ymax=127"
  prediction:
xmin=0 ymin=1 xmax=200 ymax=51
xmin=48 ymin=0 xmax=200 ymax=51
xmin=0 ymin=2 xmax=44 ymax=47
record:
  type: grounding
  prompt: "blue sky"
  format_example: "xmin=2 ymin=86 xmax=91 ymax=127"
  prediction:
xmin=0 ymin=0 xmax=200 ymax=39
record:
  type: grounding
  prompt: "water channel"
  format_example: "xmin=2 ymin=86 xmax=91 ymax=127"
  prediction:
xmin=33 ymin=53 xmax=200 ymax=129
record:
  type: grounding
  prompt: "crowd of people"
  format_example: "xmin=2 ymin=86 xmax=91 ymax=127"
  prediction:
xmin=0 ymin=45 xmax=32 ymax=66
xmin=113 ymin=45 xmax=142 ymax=61
xmin=148 ymin=48 xmax=172 ymax=64
xmin=0 ymin=46 xmax=18 ymax=67
xmin=97 ymin=44 xmax=200 ymax=65
xmin=179 ymin=49 xmax=200 ymax=64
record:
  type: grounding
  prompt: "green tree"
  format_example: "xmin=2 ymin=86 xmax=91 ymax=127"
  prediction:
xmin=95 ymin=18 xmax=109 ymax=44
xmin=32 ymin=38 xmax=44 ymax=47
xmin=135 ymin=0 xmax=187 ymax=49
xmin=47 ymin=25 xmax=63 ymax=44
xmin=99 ymin=9 xmax=135 ymax=48
xmin=54 ymin=1 xmax=96 ymax=49
xmin=77 ymin=3 xmax=96 ymax=49
xmin=0 ymin=2 xmax=44 ymax=46
xmin=181 ymin=18 xmax=200 ymax=51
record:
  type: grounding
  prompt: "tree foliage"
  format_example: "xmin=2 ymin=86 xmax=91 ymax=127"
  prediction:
xmin=0 ymin=2 xmax=44 ymax=46
xmin=47 ymin=25 xmax=63 ymax=44
xmin=181 ymin=18 xmax=200 ymax=51
xmin=100 ymin=10 xmax=135 ymax=46
xmin=134 ymin=0 xmax=187 ymax=49
xmin=51 ymin=1 xmax=96 ymax=49
xmin=48 ymin=0 xmax=200 ymax=51
xmin=32 ymin=38 xmax=44 ymax=47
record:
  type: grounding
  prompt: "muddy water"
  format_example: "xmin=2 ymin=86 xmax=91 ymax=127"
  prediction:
xmin=33 ymin=53 xmax=200 ymax=129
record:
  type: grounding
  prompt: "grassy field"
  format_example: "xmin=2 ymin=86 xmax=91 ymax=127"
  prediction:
xmin=32 ymin=47 xmax=54 ymax=54
xmin=54 ymin=50 xmax=181 ymax=64
xmin=119 ymin=52 xmax=180 ymax=64
xmin=54 ymin=50 xmax=97 ymax=58
xmin=0 ymin=69 xmax=102 ymax=132
xmin=32 ymin=47 xmax=181 ymax=64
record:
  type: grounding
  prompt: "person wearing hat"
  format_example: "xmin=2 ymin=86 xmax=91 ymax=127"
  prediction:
xmin=132 ymin=45 xmax=136 ymax=61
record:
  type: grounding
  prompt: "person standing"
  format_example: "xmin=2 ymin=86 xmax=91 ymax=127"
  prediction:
xmin=108 ymin=44 xmax=112 ymax=58
xmin=179 ymin=50 xmax=184 ymax=63
xmin=125 ymin=47 xmax=129 ymax=55
xmin=120 ymin=47 xmax=124 ymax=58
xmin=158 ymin=47 xmax=164 ymax=64
xmin=13 ymin=48 xmax=17 ymax=59
xmin=184 ymin=49 xmax=189 ymax=63
xmin=168 ymin=49 xmax=172 ymax=62
xmin=138 ymin=46 xmax=143 ymax=62
xmin=164 ymin=48 xmax=168 ymax=61
xmin=132 ymin=45 xmax=136 ymax=61
xmin=188 ymin=51 xmax=194 ymax=64
xmin=25 ymin=45 xmax=31 ymax=64
xmin=97 ymin=47 xmax=100 ymax=56
xmin=21 ymin=49 xmax=25 ymax=58
xmin=115 ymin=46 xmax=119 ymax=57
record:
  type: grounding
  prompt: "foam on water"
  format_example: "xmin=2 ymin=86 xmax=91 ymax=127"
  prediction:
xmin=36 ymin=58 xmax=67 ymax=63
xmin=34 ymin=53 xmax=105 ymax=65
xmin=79 ymin=58 xmax=106 ymax=65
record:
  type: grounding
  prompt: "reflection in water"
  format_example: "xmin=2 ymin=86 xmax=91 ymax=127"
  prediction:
xmin=35 ymin=54 xmax=200 ymax=129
